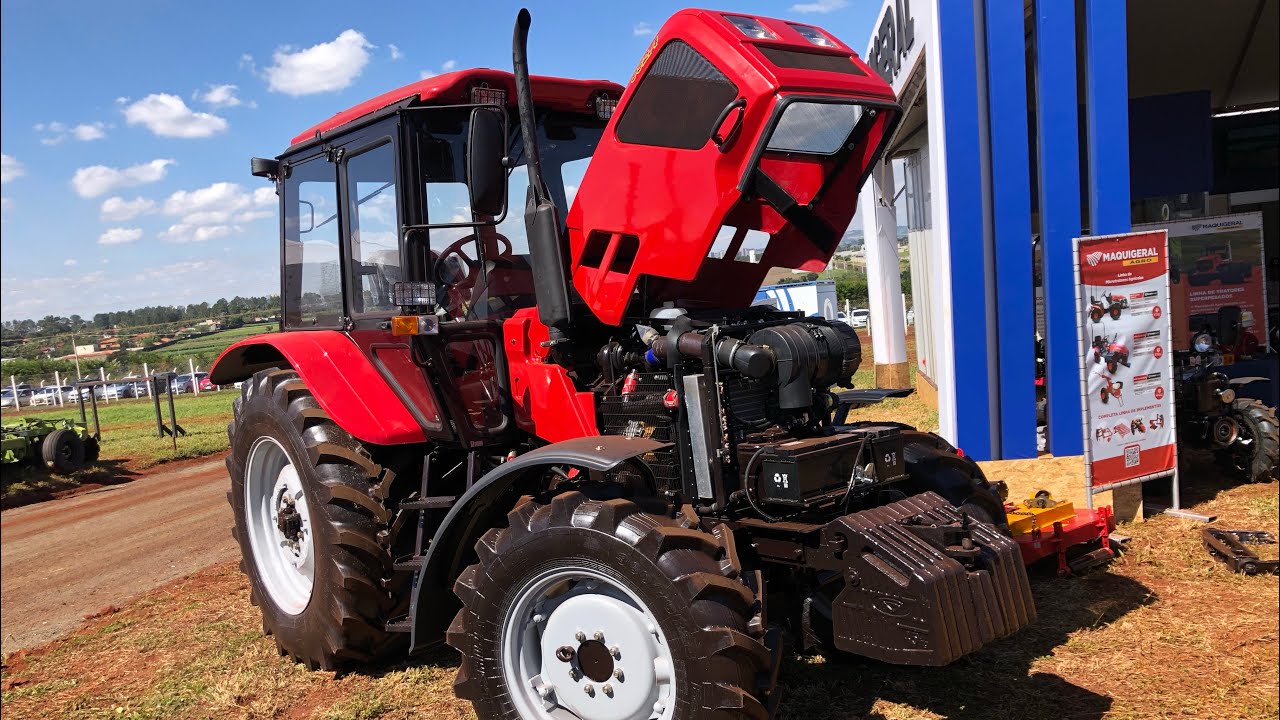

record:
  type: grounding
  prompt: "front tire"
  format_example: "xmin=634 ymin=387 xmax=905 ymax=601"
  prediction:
xmin=227 ymin=369 xmax=400 ymax=670
xmin=1229 ymin=398 xmax=1279 ymax=482
xmin=448 ymin=491 xmax=770 ymax=720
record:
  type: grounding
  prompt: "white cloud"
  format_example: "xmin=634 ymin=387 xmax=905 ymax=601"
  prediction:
xmin=388 ymin=43 xmax=403 ymax=60
xmin=789 ymin=0 xmax=847 ymax=13
xmin=100 ymin=196 xmax=157 ymax=222
xmin=35 ymin=120 xmax=106 ymax=144
xmin=633 ymin=22 xmax=654 ymax=37
xmin=64 ymin=259 xmax=78 ymax=266
xmin=159 ymin=224 xmax=238 ymax=243
xmin=72 ymin=123 xmax=107 ymax=141
xmin=159 ymin=181 xmax=276 ymax=243
xmin=1 ymin=154 xmax=24 ymax=184
xmin=196 ymin=84 xmax=243 ymax=109
xmin=420 ymin=59 xmax=457 ymax=79
xmin=71 ymin=159 xmax=174 ymax=198
xmin=99 ymin=227 xmax=144 ymax=246
xmin=264 ymin=30 xmax=373 ymax=96
xmin=124 ymin=94 xmax=229 ymax=138
xmin=36 ymin=121 xmax=68 ymax=145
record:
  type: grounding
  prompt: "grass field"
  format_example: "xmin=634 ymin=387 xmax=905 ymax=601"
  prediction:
xmin=0 ymin=391 xmax=236 ymax=506
xmin=160 ymin=323 xmax=276 ymax=356
xmin=2 ymin=473 xmax=1273 ymax=720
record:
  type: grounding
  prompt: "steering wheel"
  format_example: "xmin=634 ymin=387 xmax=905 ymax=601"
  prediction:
xmin=434 ymin=233 xmax=513 ymax=290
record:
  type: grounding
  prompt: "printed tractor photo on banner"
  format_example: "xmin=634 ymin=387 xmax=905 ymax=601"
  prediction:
xmin=1075 ymin=230 xmax=1178 ymax=500
xmin=1139 ymin=213 xmax=1271 ymax=353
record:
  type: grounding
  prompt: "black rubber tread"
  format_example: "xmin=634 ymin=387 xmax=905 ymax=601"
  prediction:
xmin=226 ymin=368 xmax=402 ymax=670
xmin=41 ymin=428 xmax=85 ymax=474
xmin=448 ymin=491 xmax=771 ymax=719
xmin=842 ymin=421 xmax=958 ymax=454
xmin=898 ymin=441 xmax=1009 ymax=530
xmin=1232 ymin=398 xmax=1279 ymax=482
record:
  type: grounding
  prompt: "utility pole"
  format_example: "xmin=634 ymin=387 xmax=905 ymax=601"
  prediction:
xmin=71 ymin=333 xmax=82 ymax=380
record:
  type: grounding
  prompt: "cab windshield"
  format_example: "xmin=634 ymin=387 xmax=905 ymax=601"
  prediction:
xmin=405 ymin=108 xmax=605 ymax=320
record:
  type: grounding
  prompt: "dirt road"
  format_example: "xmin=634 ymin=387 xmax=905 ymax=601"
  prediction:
xmin=1 ymin=456 xmax=238 ymax=654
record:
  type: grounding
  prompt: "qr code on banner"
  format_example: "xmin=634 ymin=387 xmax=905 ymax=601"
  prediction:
xmin=1124 ymin=444 xmax=1140 ymax=468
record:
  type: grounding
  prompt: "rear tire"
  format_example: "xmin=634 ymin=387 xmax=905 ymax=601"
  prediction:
xmin=226 ymin=368 xmax=401 ymax=670
xmin=41 ymin=429 xmax=85 ymax=474
xmin=448 ymin=491 xmax=771 ymax=720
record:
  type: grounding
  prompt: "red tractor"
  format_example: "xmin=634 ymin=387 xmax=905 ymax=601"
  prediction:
xmin=1188 ymin=242 xmax=1252 ymax=286
xmin=212 ymin=9 xmax=1034 ymax=718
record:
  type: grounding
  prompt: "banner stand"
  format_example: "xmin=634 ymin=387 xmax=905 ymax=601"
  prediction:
xmin=1074 ymin=231 xmax=1181 ymax=511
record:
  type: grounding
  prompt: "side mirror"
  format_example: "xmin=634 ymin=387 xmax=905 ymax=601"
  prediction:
xmin=466 ymin=106 xmax=508 ymax=219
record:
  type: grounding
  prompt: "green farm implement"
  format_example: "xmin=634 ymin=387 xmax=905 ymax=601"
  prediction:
xmin=1 ymin=418 xmax=100 ymax=474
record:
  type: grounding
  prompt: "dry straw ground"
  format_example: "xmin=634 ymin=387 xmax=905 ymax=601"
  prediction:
xmin=2 ymin=471 xmax=1275 ymax=720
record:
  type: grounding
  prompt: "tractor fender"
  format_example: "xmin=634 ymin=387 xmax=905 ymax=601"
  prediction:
xmin=209 ymin=331 xmax=427 ymax=445
xmin=408 ymin=435 xmax=670 ymax=651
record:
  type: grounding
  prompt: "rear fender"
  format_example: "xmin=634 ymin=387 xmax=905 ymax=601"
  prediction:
xmin=408 ymin=436 xmax=670 ymax=651
xmin=210 ymin=331 xmax=428 ymax=445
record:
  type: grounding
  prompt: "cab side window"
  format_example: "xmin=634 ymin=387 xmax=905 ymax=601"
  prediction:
xmin=345 ymin=141 xmax=402 ymax=315
xmin=283 ymin=156 xmax=343 ymax=328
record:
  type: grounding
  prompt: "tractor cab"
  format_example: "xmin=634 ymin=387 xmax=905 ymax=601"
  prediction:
xmin=244 ymin=70 xmax=621 ymax=444
xmin=262 ymin=69 xmax=619 ymax=328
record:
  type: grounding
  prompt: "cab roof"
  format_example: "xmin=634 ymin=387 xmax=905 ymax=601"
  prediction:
xmin=290 ymin=69 xmax=623 ymax=147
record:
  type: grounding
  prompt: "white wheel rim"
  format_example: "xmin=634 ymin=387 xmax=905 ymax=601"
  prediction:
xmin=244 ymin=436 xmax=315 ymax=614
xmin=501 ymin=566 xmax=677 ymax=720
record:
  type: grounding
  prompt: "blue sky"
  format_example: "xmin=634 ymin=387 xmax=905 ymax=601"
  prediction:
xmin=0 ymin=0 xmax=881 ymax=321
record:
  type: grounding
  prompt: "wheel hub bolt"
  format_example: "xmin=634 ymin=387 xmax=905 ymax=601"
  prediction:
xmin=593 ymin=630 xmax=605 ymax=641
xmin=583 ymin=684 xmax=595 ymax=696
xmin=555 ymin=646 xmax=575 ymax=662
xmin=609 ymin=645 xmax=620 ymax=658
xmin=613 ymin=668 xmax=624 ymax=680
xmin=575 ymin=631 xmax=586 ymax=642
xmin=602 ymin=683 xmax=613 ymax=697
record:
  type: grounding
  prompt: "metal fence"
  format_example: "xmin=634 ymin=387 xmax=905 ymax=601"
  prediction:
xmin=2 ymin=357 xmax=224 ymax=411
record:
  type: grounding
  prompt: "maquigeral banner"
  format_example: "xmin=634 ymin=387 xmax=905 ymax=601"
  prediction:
xmin=1076 ymin=230 xmax=1177 ymax=489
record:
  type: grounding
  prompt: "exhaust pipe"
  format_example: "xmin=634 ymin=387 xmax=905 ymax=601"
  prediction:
xmin=513 ymin=9 xmax=572 ymax=351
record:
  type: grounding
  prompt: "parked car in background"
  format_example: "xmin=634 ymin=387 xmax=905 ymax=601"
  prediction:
xmin=171 ymin=372 xmax=210 ymax=394
xmin=198 ymin=376 xmax=217 ymax=392
xmin=29 ymin=386 xmax=77 ymax=406
xmin=2 ymin=388 xmax=28 ymax=409
xmin=850 ymin=308 xmax=871 ymax=328
xmin=119 ymin=377 xmax=152 ymax=397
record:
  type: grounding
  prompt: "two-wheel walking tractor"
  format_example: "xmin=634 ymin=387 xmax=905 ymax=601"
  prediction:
xmin=211 ymin=9 xmax=1036 ymax=718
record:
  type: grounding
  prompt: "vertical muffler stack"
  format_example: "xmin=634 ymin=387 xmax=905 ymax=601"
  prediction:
xmin=823 ymin=492 xmax=1036 ymax=665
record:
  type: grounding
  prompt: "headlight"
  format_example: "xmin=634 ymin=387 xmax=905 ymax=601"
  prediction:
xmin=1219 ymin=388 xmax=1236 ymax=404
xmin=787 ymin=23 xmax=837 ymax=47
xmin=1193 ymin=333 xmax=1213 ymax=353
xmin=724 ymin=15 xmax=777 ymax=40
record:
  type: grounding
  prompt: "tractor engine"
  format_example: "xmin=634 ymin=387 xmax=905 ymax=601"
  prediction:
xmin=595 ymin=308 xmax=907 ymax=513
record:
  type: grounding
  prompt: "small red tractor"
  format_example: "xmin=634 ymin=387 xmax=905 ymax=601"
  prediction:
xmin=1087 ymin=292 xmax=1127 ymax=323
xmin=212 ymin=9 xmax=1034 ymax=718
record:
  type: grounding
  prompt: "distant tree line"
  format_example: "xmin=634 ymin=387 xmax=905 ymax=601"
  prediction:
xmin=0 ymin=295 xmax=279 ymax=362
